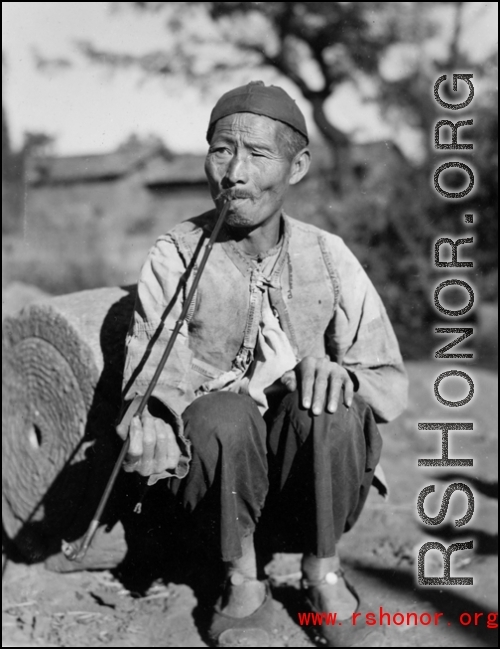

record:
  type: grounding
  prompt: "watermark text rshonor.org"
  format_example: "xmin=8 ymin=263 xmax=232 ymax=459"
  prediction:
xmin=297 ymin=609 xmax=499 ymax=629
xmin=416 ymin=72 xmax=478 ymax=587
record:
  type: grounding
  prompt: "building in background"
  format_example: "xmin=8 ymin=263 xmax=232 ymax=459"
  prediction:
xmin=25 ymin=142 xmax=210 ymax=235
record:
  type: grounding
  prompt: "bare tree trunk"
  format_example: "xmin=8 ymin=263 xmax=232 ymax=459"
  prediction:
xmin=309 ymin=95 xmax=352 ymax=195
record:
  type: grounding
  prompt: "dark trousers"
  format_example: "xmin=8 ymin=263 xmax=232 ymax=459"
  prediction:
xmin=170 ymin=391 xmax=382 ymax=562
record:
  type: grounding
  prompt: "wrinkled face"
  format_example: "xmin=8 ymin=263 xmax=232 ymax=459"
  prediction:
xmin=205 ymin=112 xmax=295 ymax=228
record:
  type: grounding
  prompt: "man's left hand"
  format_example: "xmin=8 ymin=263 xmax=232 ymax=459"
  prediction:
xmin=281 ymin=356 xmax=354 ymax=415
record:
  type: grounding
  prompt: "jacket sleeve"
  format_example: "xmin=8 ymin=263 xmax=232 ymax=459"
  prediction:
xmin=122 ymin=234 xmax=196 ymax=426
xmin=325 ymin=238 xmax=408 ymax=423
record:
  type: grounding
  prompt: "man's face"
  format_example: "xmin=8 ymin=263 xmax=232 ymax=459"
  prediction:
xmin=205 ymin=112 xmax=295 ymax=229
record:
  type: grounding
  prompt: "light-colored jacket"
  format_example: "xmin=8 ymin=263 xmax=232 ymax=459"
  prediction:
xmin=123 ymin=211 xmax=408 ymax=475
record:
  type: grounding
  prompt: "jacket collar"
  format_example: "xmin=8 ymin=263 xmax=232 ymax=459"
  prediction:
xmin=215 ymin=211 xmax=292 ymax=279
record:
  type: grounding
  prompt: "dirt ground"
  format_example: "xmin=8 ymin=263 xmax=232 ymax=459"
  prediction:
xmin=2 ymin=358 xmax=498 ymax=648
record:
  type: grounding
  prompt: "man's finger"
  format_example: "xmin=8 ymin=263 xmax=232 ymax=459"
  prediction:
xmin=153 ymin=422 xmax=172 ymax=473
xmin=138 ymin=415 xmax=156 ymax=476
xmin=343 ymin=376 xmax=355 ymax=409
xmin=128 ymin=417 xmax=143 ymax=458
xmin=300 ymin=358 xmax=316 ymax=409
xmin=326 ymin=374 xmax=344 ymax=413
xmin=281 ymin=370 xmax=297 ymax=392
xmin=123 ymin=417 xmax=143 ymax=472
xmin=116 ymin=396 xmax=143 ymax=441
xmin=165 ymin=427 xmax=181 ymax=469
xmin=116 ymin=420 xmax=128 ymax=441
xmin=311 ymin=363 xmax=330 ymax=415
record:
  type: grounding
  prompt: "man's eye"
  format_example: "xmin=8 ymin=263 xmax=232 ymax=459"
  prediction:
xmin=211 ymin=147 xmax=231 ymax=155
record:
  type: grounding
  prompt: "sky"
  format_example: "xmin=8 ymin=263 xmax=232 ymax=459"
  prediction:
xmin=2 ymin=2 xmax=498 ymax=156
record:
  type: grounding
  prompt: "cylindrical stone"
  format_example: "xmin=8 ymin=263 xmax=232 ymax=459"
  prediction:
xmin=2 ymin=285 xmax=136 ymax=563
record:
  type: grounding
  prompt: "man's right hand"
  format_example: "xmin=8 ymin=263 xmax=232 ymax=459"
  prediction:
xmin=116 ymin=400 xmax=181 ymax=477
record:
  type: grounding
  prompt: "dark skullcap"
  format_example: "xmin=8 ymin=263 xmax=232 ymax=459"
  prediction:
xmin=207 ymin=80 xmax=308 ymax=143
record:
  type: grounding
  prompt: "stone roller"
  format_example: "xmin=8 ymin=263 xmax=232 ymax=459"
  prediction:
xmin=2 ymin=286 xmax=136 ymax=568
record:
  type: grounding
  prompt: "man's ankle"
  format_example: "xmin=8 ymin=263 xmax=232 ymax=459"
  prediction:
xmin=220 ymin=533 xmax=266 ymax=617
xmin=301 ymin=552 xmax=358 ymax=620
xmin=226 ymin=532 xmax=258 ymax=581
xmin=301 ymin=553 xmax=340 ymax=583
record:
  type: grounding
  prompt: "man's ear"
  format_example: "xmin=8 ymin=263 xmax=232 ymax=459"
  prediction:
xmin=289 ymin=148 xmax=311 ymax=185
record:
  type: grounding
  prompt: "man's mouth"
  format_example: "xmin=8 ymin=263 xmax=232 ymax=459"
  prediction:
xmin=217 ymin=191 xmax=254 ymax=202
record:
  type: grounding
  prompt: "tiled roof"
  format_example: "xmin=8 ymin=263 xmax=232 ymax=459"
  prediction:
xmin=26 ymin=145 xmax=205 ymax=185
xmin=143 ymin=153 xmax=207 ymax=185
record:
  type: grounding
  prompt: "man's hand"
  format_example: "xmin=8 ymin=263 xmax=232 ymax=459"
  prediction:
xmin=116 ymin=400 xmax=181 ymax=477
xmin=281 ymin=356 xmax=354 ymax=415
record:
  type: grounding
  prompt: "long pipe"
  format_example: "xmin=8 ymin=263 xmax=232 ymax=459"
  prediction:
xmin=62 ymin=198 xmax=231 ymax=561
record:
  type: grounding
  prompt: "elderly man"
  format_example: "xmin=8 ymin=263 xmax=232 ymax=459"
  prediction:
xmin=117 ymin=81 xmax=407 ymax=646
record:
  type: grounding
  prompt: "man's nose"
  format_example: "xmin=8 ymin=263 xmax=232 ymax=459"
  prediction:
xmin=225 ymin=152 xmax=249 ymax=185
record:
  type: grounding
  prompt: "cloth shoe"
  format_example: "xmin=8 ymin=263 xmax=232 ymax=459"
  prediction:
xmin=302 ymin=566 xmax=387 ymax=647
xmin=208 ymin=580 xmax=275 ymax=647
